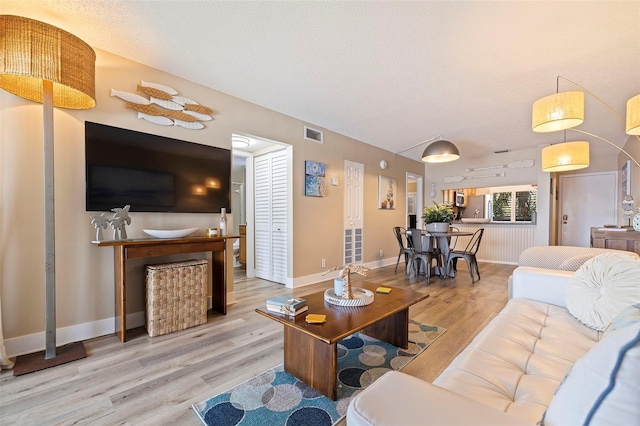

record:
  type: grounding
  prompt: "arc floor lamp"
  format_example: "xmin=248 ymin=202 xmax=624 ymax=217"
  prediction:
xmin=0 ymin=15 xmax=96 ymax=374
xmin=532 ymin=76 xmax=640 ymax=172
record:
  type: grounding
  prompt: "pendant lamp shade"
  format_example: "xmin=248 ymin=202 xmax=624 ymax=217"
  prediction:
xmin=421 ymin=140 xmax=460 ymax=163
xmin=627 ymin=94 xmax=640 ymax=135
xmin=0 ymin=15 xmax=96 ymax=109
xmin=532 ymin=91 xmax=584 ymax=133
xmin=541 ymin=141 xmax=590 ymax=172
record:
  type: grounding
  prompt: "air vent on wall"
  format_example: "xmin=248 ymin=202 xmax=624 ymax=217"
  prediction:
xmin=304 ymin=126 xmax=324 ymax=144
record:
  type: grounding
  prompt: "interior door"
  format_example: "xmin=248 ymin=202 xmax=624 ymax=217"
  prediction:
xmin=344 ymin=160 xmax=364 ymax=264
xmin=559 ymin=172 xmax=617 ymax=247
xmin=254 ymin=149 xmax=289 ymax=284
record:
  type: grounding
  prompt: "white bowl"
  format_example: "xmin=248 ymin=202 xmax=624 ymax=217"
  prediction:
xmin=143 ymin=228 xmax=199 ymax=239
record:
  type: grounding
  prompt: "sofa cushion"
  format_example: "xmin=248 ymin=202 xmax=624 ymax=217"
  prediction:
xmin=433 ymin=299 xmax=599 ymax=424
xmin=543 ymin=306 xmax=640 ymax=426
xmin=517 ymin=246 xmax=637 ymax=270
xmin=566 ymin=253 xmax=640 ymax=331
xmin=559 ymin=254 xmax=593 ymax=271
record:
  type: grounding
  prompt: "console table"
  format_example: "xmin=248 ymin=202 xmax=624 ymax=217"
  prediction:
xmin=590 ymin=227 xmax=640 ymax=255
xmin=95 ymin=236 xmax=238 ymax=342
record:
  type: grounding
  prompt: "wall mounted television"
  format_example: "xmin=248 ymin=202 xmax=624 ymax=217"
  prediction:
xmin=85 ymin=122 xmax=231 ymax=213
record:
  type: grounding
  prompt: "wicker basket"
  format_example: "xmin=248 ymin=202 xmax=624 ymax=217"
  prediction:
xmin=145 ymin=259 xmax=208 ymax=337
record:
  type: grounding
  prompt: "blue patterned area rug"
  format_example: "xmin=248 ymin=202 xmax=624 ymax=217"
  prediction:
xmin=192 ymin=320 xmax=445 ymax=426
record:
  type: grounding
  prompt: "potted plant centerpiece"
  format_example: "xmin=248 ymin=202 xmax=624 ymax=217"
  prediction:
xmin=422 ymin=202 xmax=454 ymax=232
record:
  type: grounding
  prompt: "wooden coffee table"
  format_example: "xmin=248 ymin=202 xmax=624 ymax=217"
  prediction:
xmin=255 ymin=281 xmax=429 ymax=400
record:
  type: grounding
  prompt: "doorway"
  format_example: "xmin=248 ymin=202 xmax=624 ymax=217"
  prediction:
xmin=406 ymin=173 xmax=423 ymax=229
xmin=232 ymin=134 xmax=292 ymax=285
xmin=558 ymin=171 xmax=617 ymax=247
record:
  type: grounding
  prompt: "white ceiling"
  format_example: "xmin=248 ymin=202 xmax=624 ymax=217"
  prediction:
xmin=3 ymin=1 xmax=639 ymax=161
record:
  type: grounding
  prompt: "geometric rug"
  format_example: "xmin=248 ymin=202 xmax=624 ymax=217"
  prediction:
xmin=192 ymin=320 xmax=445 ymax=426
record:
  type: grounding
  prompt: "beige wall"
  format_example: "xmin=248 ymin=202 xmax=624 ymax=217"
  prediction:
xmin=0 ymin=49 xmax=424 ymax=346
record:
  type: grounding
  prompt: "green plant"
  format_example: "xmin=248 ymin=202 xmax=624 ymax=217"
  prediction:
xmin=422 ymin=202 xmax=454 ymax=224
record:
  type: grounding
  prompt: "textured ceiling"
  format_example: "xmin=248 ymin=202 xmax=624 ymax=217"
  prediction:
xmin=2 ymin=1 xmax=639 ymax=161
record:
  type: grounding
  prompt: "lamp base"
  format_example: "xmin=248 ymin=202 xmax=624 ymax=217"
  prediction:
xmin=13 ymin=341 xmax=86 ymax=376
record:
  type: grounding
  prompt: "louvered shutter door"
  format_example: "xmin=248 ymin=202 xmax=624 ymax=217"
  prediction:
xmin=270 ymin=150 xmax=288 ymax=283
xmin=254 ymin=154 xmax=272 ymax=281
xmin=254 ymin=150 xmax=289 ymax=284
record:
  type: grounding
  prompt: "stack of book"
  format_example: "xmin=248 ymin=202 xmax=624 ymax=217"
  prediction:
xmin=266 ymin=296 xmax=308 ymax=316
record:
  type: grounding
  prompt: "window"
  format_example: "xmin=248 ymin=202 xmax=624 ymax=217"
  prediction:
xmin=491 ymin=187 xmax=536 ymax=222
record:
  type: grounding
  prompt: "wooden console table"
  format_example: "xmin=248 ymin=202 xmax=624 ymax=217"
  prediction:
xmin=591 ymin=227 xmax=640 ymax=255
xmin=96 ymin=236 xmax=238 ymax=342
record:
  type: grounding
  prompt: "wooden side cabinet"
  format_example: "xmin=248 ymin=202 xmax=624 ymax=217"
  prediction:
xmin=239 ymin=224 xmax=246 ymax=269
xmin=591 ymin=228 xmax=640 ymax=255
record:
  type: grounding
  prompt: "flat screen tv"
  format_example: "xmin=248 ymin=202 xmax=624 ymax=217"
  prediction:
xmin=85 ymin=122 xmax=231 ymax=213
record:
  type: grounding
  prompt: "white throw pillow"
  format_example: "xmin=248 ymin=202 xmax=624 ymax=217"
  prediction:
xmin=544 ymin=306 xmax=640 ymax=426
xmin=565 ymin=252 xmax=640 ymax=331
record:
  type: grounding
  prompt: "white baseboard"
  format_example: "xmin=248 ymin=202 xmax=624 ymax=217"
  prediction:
xmin=290 ymin=257 xmax=396 ymax=288
xmin=5 ymin=291 xmax=236 ymax=358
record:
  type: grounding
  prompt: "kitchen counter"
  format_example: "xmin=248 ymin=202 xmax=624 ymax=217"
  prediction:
xmin=450 ymin=223 xmax=536 ymax=264
xmin=453 ymin=221 xmax=536 ymax=226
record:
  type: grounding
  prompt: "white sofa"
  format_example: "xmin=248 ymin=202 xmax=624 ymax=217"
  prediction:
xmin=347 ymin=252 xmax=640 ymax=426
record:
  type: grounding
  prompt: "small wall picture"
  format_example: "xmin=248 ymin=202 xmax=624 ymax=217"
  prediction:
xmin=622 ymin=160 xmax=631 ymax=196
xmin=379 ymin=175 xmax=396 ymax=209
xmin=305 ymin=160 xmax=326 ymax=197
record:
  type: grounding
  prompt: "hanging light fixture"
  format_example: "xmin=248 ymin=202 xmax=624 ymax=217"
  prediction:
xmin=395 ymin=135 xmax=460 ymax=163
xmin=421 ymin=140 xmax=460 ymax=163
xmin=532 ymin=76 xmax=640 ymax=172
xmin=541 ymin=141 xmax=590 ymax=172
xmin=532 ymin=91 xmax=584 ymax=133
xmin=0 ymin=15 xmax=96 ymax=375
xmin=627 ymin=95 xmax=640 ymax=135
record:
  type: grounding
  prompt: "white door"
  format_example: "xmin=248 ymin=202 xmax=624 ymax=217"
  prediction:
xmin=344 ymin=160 xmax=364 ymax=264
xmin=559 ymin=172 xmax=617 ymax=247
xmin=254 ymin=149 xmax=289 ymax=284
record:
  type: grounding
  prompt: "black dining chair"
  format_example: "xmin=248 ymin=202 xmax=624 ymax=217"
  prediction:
xmin=445 ymin=228 xmax=484 ymax=283
xmin=393 ymin=227 xmax=412 ymax=273
xmin=406 ymin=228 xmax=441 ymax=282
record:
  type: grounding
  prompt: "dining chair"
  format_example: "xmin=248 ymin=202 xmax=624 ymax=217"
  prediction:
xmin=448 ymin=226 xmax=460 ymax=251
xmin=406 ymin=228 xmax=440 ymax=282
xmin=393 ymin=227 xmax=412 ymax=273
xmin=445 ymin=228 xmax=484 ymax=283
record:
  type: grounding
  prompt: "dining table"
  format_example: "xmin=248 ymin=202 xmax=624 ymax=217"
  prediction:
xmin=422 ymin=229 xmax=474 ymax=278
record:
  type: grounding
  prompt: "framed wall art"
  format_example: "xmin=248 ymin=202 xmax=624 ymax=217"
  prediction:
xmin=378 ymin=175 xmax=396 ymax=209
xmin=622 ymin=160 xmax=631 ymax=196
xmin=305 ymin=160 xmax=326 ymax=197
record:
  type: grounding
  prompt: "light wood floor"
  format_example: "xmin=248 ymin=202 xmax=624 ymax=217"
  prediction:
xmin=0 ymin=261 xmax=514 ymax=425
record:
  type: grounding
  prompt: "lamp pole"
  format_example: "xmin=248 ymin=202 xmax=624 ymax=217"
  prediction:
xmin=43 ymin=79 xmax=56 ymax=359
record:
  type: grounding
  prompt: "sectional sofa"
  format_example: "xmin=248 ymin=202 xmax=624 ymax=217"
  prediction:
xmin=347 ymin=248 xmax=640 ymax=425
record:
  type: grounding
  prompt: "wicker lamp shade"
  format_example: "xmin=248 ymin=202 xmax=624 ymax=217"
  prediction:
xmin=627 ymin=94 xmax=640 ymax=135
xmin=541 ymin=141 xmax=590 ymax=172
xmin=532 ymin=91 xmax=584 ymax=133
xmin=0 ymin=15 xmax=96 ymax=109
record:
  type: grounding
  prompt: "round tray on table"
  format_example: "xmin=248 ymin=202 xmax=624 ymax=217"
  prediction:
xmin=324 ymin=287 xmax=374 ymax=307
